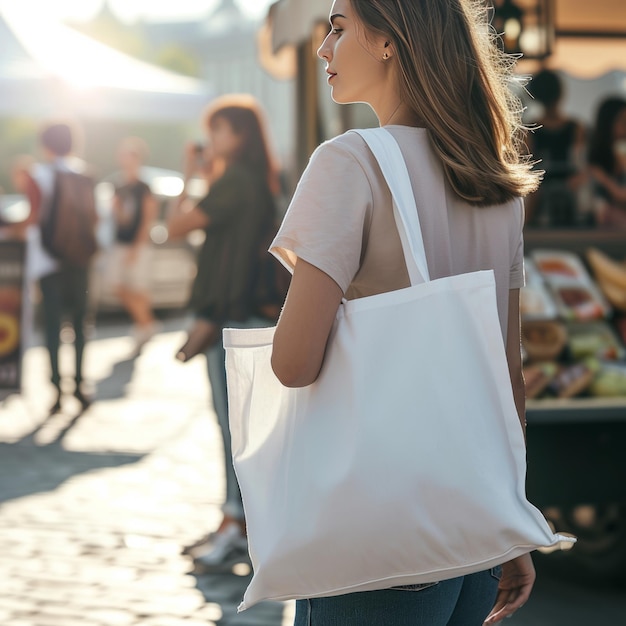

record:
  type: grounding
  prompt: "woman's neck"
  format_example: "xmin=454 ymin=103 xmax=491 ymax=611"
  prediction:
xmin=377 ymin=100 xmax=424 ymax=128
xmin=383 ymin=109 xmax=424 ymax=128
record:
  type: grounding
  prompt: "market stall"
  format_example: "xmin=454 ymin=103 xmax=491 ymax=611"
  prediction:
xmin=521 ymin=230 xmax=626 ymax=582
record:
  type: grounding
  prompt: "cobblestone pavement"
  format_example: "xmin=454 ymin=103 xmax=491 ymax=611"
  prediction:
xmin=3 ymin=320 xmax=625 ymax=626
xmin=0 ymin=319 xmax=294 ymax=626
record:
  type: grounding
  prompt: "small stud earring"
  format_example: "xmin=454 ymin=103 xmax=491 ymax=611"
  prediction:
xmin=383 ymin=52 xmax=390 ymax=60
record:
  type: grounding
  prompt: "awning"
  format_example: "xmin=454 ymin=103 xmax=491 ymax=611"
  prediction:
xmin=555 ymin=0 xmax=625 ymax=34
xmin=270 ymin=0 xmax=328 ymax=52
xmin=258 ymin=3 xmax=297 ymax=81
xmin=519 ymin=37 xmax=626 ymax=78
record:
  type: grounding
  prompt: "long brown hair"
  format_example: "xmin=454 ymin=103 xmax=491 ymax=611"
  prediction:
xmin=204 ymin=94 xmax=281 ymax=196
xmin=351 ymin=0 xmax=540 ymax=206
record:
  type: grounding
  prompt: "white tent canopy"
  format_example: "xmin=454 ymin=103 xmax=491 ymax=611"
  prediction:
xmin=0 ymin=10 xmax=213 ymax=121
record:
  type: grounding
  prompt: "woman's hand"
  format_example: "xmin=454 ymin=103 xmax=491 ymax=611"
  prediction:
xmin=484 ymin=553 xmax=536 ymax=624
xmin=183 ymin=141 xmax=215 ymax=183
xmin=183 ymin=141 xmax=202 ymax=182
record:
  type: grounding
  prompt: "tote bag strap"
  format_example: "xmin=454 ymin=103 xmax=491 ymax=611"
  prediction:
xmin=351 ymin=128 xmax=431 ymax=285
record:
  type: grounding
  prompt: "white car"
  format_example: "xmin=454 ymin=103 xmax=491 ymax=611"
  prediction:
xmin=0 ymin=194 xmax=30 ymax=226
xmin=91 ymin=167 xmax=206 ymax=312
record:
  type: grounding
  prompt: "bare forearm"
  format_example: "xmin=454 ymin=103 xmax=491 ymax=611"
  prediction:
xmin=167 ymin=203 xmax=209 ymax=240
xmin=591 ymin=167 xmax=626 ymax=202
xmin=506 ymin=290 xmax=526 ymax=437
xmin=272 ymin=259 xmax=343 ymax=388
xmin=512 ymin=368 xmax=527 ymax=438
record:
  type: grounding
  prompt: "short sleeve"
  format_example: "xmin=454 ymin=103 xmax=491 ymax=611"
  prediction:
xmin=270 ymin=140 xmax=372 ymax=293
xmin=196 ymin=166 xmax=247 ymax=228
xmin=509 ymin=197 xmax=525 ymax=289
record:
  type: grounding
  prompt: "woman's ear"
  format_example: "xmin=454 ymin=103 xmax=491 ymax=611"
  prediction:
xmin=382 ymin=40 xmax=395 ymax=61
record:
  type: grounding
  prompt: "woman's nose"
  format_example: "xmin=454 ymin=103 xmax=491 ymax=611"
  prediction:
xmin=317 ymin=34 xmax=332 ymax=61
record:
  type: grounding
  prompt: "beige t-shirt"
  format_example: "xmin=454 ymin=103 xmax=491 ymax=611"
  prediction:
xmin=271 ymin=126 xmax=525 ymax=340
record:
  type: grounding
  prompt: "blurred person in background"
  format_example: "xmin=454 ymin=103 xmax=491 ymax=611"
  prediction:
xmin=525 ymin=69 xmax=587 ymax=228
xmin=29 ymin=121 xmax=96 ymax=413
xmin=0 ymin=186 xmax=6 ymax=236
xmin=109 ymin=136 xmax=159 ymax=352
xmin=167 ymin=95 xmax=284 ymax=569
xmin=588 ymin=96 xmax=626 ymax=227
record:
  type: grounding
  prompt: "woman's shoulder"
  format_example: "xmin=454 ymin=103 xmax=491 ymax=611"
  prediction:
xmin=210 ymin=162 xmax=257 ymax=193
xmin=318 ymin=128 xmax=416 ymax=156
xmin=313 ymin=127 xmax=430 ymax=166
xmin=224 ymin=161 xmax=252 ymax=179
xmin=312 ymin=130 xmax=376 ymax=162
xmin=305 ymin=131 xmax=383 ymax=183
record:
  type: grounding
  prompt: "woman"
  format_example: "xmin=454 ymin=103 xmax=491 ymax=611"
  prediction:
xmin=109 ymin=136 xmax=158 ymax=352
xmin=269 ymin=1 xmax=537 ymax=624
xmin=107 ymin=137 xmax=158 ymax=354
xmin=588 ymin=97 xmax=626 ymax=227
xmin=525 ymin=69 xmax=587 ymax=227
xmin=168 ymin=95 xmax=282 ymax=568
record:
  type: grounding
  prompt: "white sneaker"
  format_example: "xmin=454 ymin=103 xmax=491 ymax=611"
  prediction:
xmin=194 ymin=523 xmax=248 ymax=567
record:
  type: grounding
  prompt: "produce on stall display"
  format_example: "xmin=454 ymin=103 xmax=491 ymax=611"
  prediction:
xmin=589 ymin=361 xmax=626 ymax=397
xmin=586 ymin=247 xmax=626 ymax=313
xmin=532 ymin=250 xmax=610 ymax=320
xmin=546 ymin=361 xmax=596 ymax=398
xmin=523 ymin=362 xmax=559 ymax=399
xmin=520 ymin=257 xmax=559 ymax=319
xmin=522 ymin=249 xmax=626 ymax=400
xmin=521 ymin=320 xmax=567 ymax=360
xmin=567 ymin=320 xmax=625 ymax=361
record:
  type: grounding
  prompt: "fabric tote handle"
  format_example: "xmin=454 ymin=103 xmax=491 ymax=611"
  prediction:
xmin=351 ymin=128 xmax=431 ymax=285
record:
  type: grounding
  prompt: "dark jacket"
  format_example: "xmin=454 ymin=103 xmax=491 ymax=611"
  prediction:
xmin=189 ymin=162 xmax=276 ymax=323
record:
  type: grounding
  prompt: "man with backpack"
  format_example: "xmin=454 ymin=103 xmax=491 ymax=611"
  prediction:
xmin=29 ymin=121 xmax=98 ymax=414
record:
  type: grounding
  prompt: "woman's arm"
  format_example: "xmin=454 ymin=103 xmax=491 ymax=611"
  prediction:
xmin=166 ymin=203 xmax=209 ymax=240
xmin=566 ymin=122 xmax=589 ymax=191
xmin=590 ymin=166 xmax=626 ymax=203
xmin=506 ymin=289 xmax=525 ymax=436
xmin=166 ymin=142 xmax=214 ymax=240
xmin=135 ymin=192 xmax=157 ymax=245
xmin=484 ymin=289 xmax=535 ymax=624
xmin=271 ymin=258 xmax=343 ymax=388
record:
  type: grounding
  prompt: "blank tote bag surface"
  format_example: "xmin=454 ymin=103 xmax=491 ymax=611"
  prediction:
xmin=224 ymin=128 xmax=573 ymax=611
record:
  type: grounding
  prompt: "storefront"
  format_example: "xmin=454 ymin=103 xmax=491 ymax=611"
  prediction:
xmin=263 ymin=0 xmax=626 ymax=581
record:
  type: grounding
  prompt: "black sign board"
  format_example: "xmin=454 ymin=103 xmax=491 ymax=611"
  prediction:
xmin=0 ymin=240 xmax=25 ymax=398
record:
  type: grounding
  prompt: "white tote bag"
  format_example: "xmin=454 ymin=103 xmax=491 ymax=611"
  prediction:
xmin=224 ymin=128 xmax=573 ymax=611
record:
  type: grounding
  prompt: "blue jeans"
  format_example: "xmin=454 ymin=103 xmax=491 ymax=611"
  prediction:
xmin=294 ymin=567 xmax=501 ymax=626
xmin=205 ymin=316 xmax=272 ymax=521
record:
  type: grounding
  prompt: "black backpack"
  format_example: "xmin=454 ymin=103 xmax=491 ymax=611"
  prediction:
xmin=40 ymin=170 xmax=98 ymax=266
